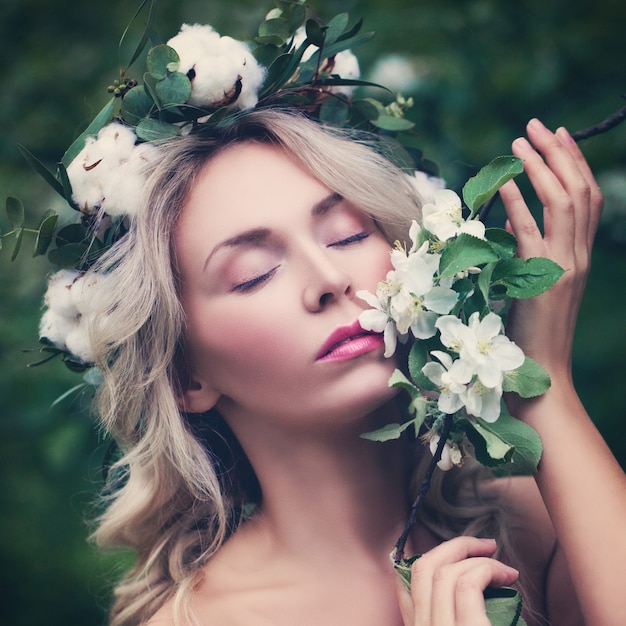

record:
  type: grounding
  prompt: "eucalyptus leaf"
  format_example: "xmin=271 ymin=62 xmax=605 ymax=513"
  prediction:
xmin=252 ymin=43 xmax=282 ymax=69
xmin=491 ymin=257 xmax=564 ymax=298
xmin=305 ymin=19 xmax=326 ymax=47
xmin=121 ymin=85 xmax=155 ymax=125
xmin=370 ymin=115 xmax=415 ymax=132
xmin=55 ymin=223 xmax=89 ymax=245
xmin=119 ymin=0 xmax=156 ymax=71
xmin=258 ymin=17 xmax=291 ymax=41
xmin=439 ymin=233 xmax=499 ymax=278
xmin=321 ymin=31 xmax=375 ymax=59
xmin=56 ymin=162 xmax=75 ymax=207
xmin=61 ymin=97 xmax=116 ymax=168
xmin=34 ymin=211 xmax=59 ymax=257
xmin=48 ymin=243 xmax=90 ymax=268
xmin=136 ymin=118 xmax=179 ymax=142
xmin=462 ymin=156 xmax=524 ymax=213
xmin=6 ymin=196 xmax=24 ymax=228
xmin=146 ymin=44 xmax=179 ymax=80
xmin=319 ymin=96 xmax=350 ymax=125
xmin=503 ymin=357 xmax=551 ymax=398
xmin=154 ymin=72 xmax=191 ymax=106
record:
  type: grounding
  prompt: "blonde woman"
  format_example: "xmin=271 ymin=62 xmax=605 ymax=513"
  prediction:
xmin=73 ymin=107 xmax=624 ymax=626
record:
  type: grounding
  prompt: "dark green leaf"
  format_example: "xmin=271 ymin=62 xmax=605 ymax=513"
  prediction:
xmin=485 ymin=227 xmax=518 ymax=259
xmin=146 ymin=44 xmax=180 ymax=80
xmin=439 ymin=233 xmax=499 ymax=278
xmin=10 ymin=227 xmax=24 ymax=261
xmin=408 ymin=341 xmax=439 ymax=391
xmin=252 ymin=43 xmax=283 ymax=69
xmin=320 ymin=31 xmax=375 ymax=59
xmin=325 ymin=13 xmax=349 ymax=45
xmin=476 ymin=261 xmax=496 ymax=306
xmin=305 ymin=19 xmax=326 ymax=48
xmin=491 ymin=257 xmax=564 ymax=298
xmin=319 ymin=97 xmax=350 ymax=125
xmin=56 ymin=162 xmax=75 ymax=207
xmin=121 ymin=85 xmax=155 ymax=124
xmin=6 ymin=196 xmax=24 ymax=228
xmin=503 ymin=357 xmax=551 ymax=398
xmin=462 ymin=156 xmax=524 ymax=213
xmin=119 ymin=0 xmax=156 ymax=71
xmin=17 ymin=144 xmax=65 ymax=199
xmin=55 ymin=223 xmax=89 ymax=245
xmin=61 ymin=97 xmax=117 ymax=168
xmin=34 ymin=210 xmax=59 ymax=257
xmin=154 ymin=72 xmax=191 ymax=106
xmin=48 ymin=243 xmax=90 ymax=268
xmin=258 ymin=17 xmax=291 ymax=42
xmin=351 ymin=98 xmax=381 ymax=120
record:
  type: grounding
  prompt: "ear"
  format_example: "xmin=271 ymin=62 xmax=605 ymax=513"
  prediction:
xmin=178 ymin=378 xmax=221 ymax=414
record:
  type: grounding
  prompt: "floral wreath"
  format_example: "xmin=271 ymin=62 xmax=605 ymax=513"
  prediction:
xmin=2 ymin=1 xmax=580 ymax=619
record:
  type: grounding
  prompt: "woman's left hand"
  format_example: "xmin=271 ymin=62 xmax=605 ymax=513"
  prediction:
xmin=498 ymin=118 xmax=603 ymax=383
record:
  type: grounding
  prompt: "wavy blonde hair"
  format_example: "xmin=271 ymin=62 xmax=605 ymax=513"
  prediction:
xmin=88 ymin=109 xmax=516 ymax=625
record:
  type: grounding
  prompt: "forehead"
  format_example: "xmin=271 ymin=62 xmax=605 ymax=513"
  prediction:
xmin=177 ymin=142 xmax=332 ymax=241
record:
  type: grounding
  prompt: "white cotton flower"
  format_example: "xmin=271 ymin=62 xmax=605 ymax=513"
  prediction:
xmin=368 ymin=54 xmax=422 ymax=94
xmin=422 ymin=350 xmax=472 ymax=414
xmin=67 ymin=122 xmax=154 ymax=217
xmin=167 ymin=23 xmax=266 ymax=110
xmin=64 ymin=324 xmax=94 ymax=364
xmin=39 ymin=309 xmax=78 ymax=349
xmin=407 ymin=170 xmax=447 ymax=206
xmin=43 ymin=269 xmax=80 ymax=318
xmin=421 ymin=189 xmax=486 ymax=241
xmin=429 ymin=434 xmax=463 ymax=471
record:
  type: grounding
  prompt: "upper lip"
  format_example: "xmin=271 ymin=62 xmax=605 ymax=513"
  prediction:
xmin=316 ymin=320 xmax=376 ymax=360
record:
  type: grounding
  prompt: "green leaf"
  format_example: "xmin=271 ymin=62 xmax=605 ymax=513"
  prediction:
xmin=305 ymin=19 xmax=326 ymax=47
xmin=321 ymin=30 xmax=375 ymax=59
xmin=388 ymin=368 xmax=420 ymax=398
xmin=462 ymin=156 xmax=524 ymax=213
xmin=476 ymin=261 xmax=497 ymax=306
xmin=17 ymin=144 xmax=66 ymax=199
xmin=154 ymin=72 xmax=191 ymax=106
xmin=466 ymin=419 xmax=515 ymax=465
xmin=121 ymin=85 xmax=155 ymax=125
xmin=146 ymin=44 xmax=180 ymax=80
xmin=119 ymin=0 xmax=156 ymax=71
xmin=491 ymin=257 xmax=564 ymax=298
xmin=408 ymin=341 xmax=439 ymax=392
xmin=56 ymin=162 xmax=74 ymax=206
xmin=48 ymin=243 xmax=90 ymax=268
xmin=61 ymin=97 xmax=117 ymax=168
xmin=135 ymin=118 xmax=179 ymax=142
xmin=10 ymin=227 xmax=24 ymax=261
xmin=484 ymin=587 xmax=526 ymax=626
xmin=325 ymin=13 xmax=349 ymax=45
xmin=6 ymin=196 xmax=24 ymax=228
xmin=439 ymin=233 xmax=499 ymax=278
xmin=469 ymin=411 xmax=542 ymax=475
xmin=258 ymin=17 xmax=291 ymax=42
xmin=33 ymin=210 xmax=59 ymax=257
xmin=503 ymin=357 xmax=551 ymax=398
xmin=370 ymin=115 xmax=415 ymax=132
xmin=485 ymin=227 xmax=517 ymax=259
xmin=360 ymin=420 xmax=413 ymax=442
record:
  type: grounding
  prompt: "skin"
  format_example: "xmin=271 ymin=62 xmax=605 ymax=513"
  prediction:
xmin=148 ymin=120 xmax=625 ymax=625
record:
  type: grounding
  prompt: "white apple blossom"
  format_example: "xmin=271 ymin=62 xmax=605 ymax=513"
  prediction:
xmin=429 ymin=434 xmax=463 ymax=471
xmin=357 ymin=287 xmax=399 ymax=358
xmin=422 ymin=189 xmax=486 ymax=241
xmin=67 ymin=122 xmax=159 ymax=217
xmin=407 ymin=170 xmax=447 ymax=206
xmin=167 ymin=23 xmax=266 ymax=110
xmin=422 ymin=350 xmax=473 ymax=414
xmin=465 ymin=379 xmax=503 ymax=423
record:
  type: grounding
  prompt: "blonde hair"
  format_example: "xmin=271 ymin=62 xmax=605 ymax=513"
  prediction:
xmin=88 ymin=109 xmax=514 ymax=625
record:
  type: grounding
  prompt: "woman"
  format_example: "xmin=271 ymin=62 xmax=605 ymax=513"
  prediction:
xmin=84 ymin=108 xmax=622 ymax=626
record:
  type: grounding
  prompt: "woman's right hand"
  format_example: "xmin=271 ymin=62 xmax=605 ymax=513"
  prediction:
xmin=397 ymin=537 xmax=519 ymax=625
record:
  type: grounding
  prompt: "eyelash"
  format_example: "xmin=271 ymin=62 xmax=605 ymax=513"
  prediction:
xmin=328 ymin=231 xmax=370 ymax=247
xmin=231 ymin=267 xmax=279 ymax=293
xmin=231 ymin=231 xmax=370 ymax=292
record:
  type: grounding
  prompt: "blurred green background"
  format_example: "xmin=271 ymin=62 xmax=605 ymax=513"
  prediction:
xmin=1 ymin=0 xmax=624 ymax=624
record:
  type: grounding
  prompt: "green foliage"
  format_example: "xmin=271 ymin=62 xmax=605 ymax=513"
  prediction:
xmin=462 ymin=156 xmax=524 ymax=213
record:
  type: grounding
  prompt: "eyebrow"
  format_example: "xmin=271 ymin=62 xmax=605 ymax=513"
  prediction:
xmin=203 ymin=192 xmax=344 ymax=270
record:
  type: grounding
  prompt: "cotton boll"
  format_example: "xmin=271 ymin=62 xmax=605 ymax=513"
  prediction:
xmin=44 ymin=269 xmax=80 ymax=317
xmin=39 ymin=309 xmax=78 ymax=350
xmin=167 ymin=23 xmax=221 ymax=75
xmin=65 ymin=323 xmax=95 ymax=364
xmin=329 ymin=49 xmax=360 ymax=96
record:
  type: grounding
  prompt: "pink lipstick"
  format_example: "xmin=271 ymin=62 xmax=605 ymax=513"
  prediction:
xmin=316 ymin=320 xmax=384 ymax=362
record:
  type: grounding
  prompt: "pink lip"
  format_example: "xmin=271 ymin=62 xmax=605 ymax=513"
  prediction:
xmin=316 ymin=320 xmax=384 ymax=362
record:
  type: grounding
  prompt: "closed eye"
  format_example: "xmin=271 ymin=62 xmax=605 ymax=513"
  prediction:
xmin=328 ymin=231 xmax=371 ymax=247
xmin=231 ymin=266 xmax=279 ymax=293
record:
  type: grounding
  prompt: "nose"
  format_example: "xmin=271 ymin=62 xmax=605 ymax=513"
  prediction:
xmin=301 ymin=246 xmax=353 ymax=313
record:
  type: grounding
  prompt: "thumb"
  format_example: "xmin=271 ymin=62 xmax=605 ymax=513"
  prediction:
xmin=395 ymin=575 xmax=415 ymax=625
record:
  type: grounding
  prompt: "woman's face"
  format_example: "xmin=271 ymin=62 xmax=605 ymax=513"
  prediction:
xmin=175 ymin=142 xmax=398 ymax=432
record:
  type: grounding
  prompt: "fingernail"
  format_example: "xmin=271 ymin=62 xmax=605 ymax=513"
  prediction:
xmin=528 ymin=118 xmax=546 ymax=131
xmin=479 ymin=537 xmax=497 ymax=545
xmin=557 ymin=126 xmax=576 ymax=145
xmin=512 ymin=137 xmax=531 ymax=152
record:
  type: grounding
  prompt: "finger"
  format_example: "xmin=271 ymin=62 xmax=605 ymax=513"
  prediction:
xmin=555 ymin=126 xmax=604 ymax=250
xmin=511 ymin=133 xmax=576 ymax=259
xmin=498 ymin=179 xmax=544 ymax=259
xmin=395 ymin=576 xmax=415 ymax=626
xmin=410 ymin=537 xmax=498 ymax=623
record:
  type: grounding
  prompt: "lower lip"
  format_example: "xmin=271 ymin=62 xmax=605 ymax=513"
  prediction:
xmin=317 ymin=334 xmax=385 ymax=363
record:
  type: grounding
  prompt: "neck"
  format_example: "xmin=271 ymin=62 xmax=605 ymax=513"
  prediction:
xmin=225 ymin=400 xmax=419 ymax=567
